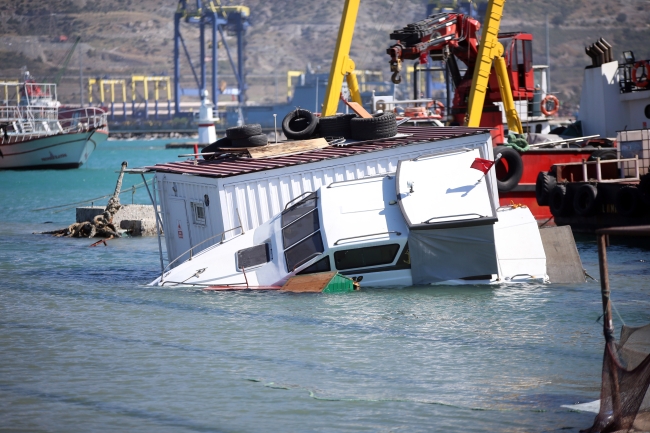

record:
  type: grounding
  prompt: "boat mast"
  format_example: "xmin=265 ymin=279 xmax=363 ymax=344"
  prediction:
xmin=78 ymin=40 xmax=84 ymax=107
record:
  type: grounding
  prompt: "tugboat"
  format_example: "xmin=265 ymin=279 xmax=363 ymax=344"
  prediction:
xmin=0 ymin=71 xmax=108 ymax=169
xmin=534 ymin=42 xmax=650 ymax=232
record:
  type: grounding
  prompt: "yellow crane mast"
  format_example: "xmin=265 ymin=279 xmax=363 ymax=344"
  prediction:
xmin=465 ymin=0 xmax=523 ymax=135
xmin=322 ymin=0 xmax=363 ymax=116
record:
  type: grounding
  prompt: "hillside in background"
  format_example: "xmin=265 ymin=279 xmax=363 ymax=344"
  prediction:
xmin=1 ymin=0 xmax=649 ymax=114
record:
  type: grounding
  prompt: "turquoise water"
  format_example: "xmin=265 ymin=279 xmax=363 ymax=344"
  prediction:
xmin=1 ymin=139 xmax=649 ymax=432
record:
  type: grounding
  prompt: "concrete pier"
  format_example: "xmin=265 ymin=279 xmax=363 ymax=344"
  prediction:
xmin=76 ymin=204 xmax=160 ymax=236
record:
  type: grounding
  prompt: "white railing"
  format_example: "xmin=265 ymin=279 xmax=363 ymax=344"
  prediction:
xmin=554 ymin=156 xmax=640 ymax=183
xmin=0 ymin=106 xmax=108 ymax=145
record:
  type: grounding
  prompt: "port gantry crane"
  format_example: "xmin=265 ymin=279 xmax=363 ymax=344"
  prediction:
xmin=387 ymin=0 xmax=534 ymax=144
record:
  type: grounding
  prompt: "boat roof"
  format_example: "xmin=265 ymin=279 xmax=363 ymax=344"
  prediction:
xmin=145 ymin=125 xmax=490 ymax=179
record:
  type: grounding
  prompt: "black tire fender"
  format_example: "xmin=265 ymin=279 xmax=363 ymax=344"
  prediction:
xmin=535 ymin=171 xmax=557 ymax=206
xmin=226 ymin=124 xmax=263 ymax=140
xmin=588 ymin=149 xmax=617 ymax=161
xmin=493 ymin=146 xmax=524 ymax=192
xmin=201 ymin=137 xmax=232 ymax=159
xmin=549 ymin=184 xmax=573 ymax=217
xmin=231 ymin=134 xmax=269 ymax=148
xmin=616 ymin=186 xmax=642 ymax=216
xmin=573 ymin=184 xmax=599 ymax=216
xmin=282 ymin=109 xmax=318 ymax=140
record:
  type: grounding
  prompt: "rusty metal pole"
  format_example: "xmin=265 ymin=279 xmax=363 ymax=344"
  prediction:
xmin=597 ymin=233 xmax=621 ymax=423
xmin=597 ymin=233 xmax=614 ymax=342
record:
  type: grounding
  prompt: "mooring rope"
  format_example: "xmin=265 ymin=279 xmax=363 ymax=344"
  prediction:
xmin=31 ymin=179 xmax=152 ymax=213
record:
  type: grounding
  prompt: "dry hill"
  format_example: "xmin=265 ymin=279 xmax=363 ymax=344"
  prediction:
xmin=1 ymin=0 xmax=649 ymax=113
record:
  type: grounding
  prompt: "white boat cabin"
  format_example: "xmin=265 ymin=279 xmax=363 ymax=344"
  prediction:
xmin=145 ymin=125 xmax=547 ymax=287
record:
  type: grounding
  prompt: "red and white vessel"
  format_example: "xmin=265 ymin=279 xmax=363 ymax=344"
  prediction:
xmin=0 ymin=71 xmax=108 ymax=170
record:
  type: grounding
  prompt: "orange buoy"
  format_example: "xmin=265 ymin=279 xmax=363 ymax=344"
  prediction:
xmin=632 ymin=60 xmax=650 ymax=88
xmin=541 ymin=94 xmax=559 ymax=116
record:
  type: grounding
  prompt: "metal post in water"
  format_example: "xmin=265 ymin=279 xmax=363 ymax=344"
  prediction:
xmin=142 ymin=173 xmax=165 ymax=276
xmin=597 ymin=232 xmax=622 ymax=421
xmin=79 ymin=43 xmax=84 ymax=106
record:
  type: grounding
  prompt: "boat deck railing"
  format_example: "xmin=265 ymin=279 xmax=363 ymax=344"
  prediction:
xmin=161 ymin=225 xmax=244 ymax=283
xmin=0 ymin=106 xmax=108 ymax=145
xmin=553 ymin=156 xmax=640 ymax=183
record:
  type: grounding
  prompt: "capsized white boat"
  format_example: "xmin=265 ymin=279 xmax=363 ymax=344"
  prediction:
xmin=0 ymin=71 xmax=108 ymax=169
xmin=147 ymin=128 xmax=548 ymax=288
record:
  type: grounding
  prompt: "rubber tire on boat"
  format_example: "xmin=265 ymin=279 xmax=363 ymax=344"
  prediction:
xmin=493 ymin=145 xmax=524 ymax=192
xmin=201 ymin=137 xmax=232 ymax=160
xmin=573 ymin=184 xmax=599 ymax=216
xmin=615 ymin=185 xmax=643 ymax=217
xmin=549 ymin=184 xmax=573 ymax=217
xmin=226 ymin=124 xmax=263 ymax=140
xmin=319 ymin=114 xmax=357 ymax=138
xmin=349 ymin=112 xmax=397 ymax=140
xmin=588 ymin=149 xmax=617 ymax=161
xmin=231 ymin=134 xmax=268 ymax=148
xmin=535 ymin=171 xmax=557 ymax=206
xmin=282 ymin=109 xmax=318 ymax=140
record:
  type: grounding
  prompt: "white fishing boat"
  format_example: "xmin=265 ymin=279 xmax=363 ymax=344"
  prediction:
xmin=0 ymin=72 xmax=108 ymax=169
xmin=144 ymin=125 xmax=549 ymax=288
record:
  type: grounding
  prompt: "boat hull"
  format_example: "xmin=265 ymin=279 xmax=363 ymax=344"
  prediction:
xmin=497 ymin=147 xmax=600 ymax=222
xmin=0 ymin=128 xmax=108 ymax=170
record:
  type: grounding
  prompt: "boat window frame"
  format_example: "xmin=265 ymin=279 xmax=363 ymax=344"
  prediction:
xmin=284 ymin=231 xmax=325 ymax=272
xmin=333 ymin=243 xmax=402 ymax=271
xmin=281 ymin=208 xmax=320 ymax=250
xmin=190 ymin=201 xmax=206 ymax=225
xmin=236 ymin=242 xmax=272 ymax=270
xmin=281 ymin=192 xmax=318 ymax=228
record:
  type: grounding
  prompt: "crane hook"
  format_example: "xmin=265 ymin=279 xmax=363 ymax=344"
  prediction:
xmin=391 ymin=72 xmax=402 ymax=84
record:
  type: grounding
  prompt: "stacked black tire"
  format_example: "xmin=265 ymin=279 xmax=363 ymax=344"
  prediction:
xmin=349 ymin=112 xmax=397 ymax=141
xmin=225 ymin=124 xmax=268 ymax=148
xmin=201 ymin=124 xmax=268 ymax=160
xmin=281 ymin=109 xmax=398 ymax=141
xmin=319 ymin=113 xmax=357 ymax=138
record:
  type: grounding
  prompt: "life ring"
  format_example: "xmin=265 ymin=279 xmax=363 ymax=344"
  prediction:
xmin=426 ymin=100 xmax=445 ymax=116
xmin=632 ymin=61 xmax=650 ymax=88
xmin=541 ymin=95 xmax=559 ymax=116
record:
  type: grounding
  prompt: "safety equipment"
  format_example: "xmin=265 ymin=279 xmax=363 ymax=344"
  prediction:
xmin=541 ymin=95 xmax=559 ymax=116
xmin=632 ymin=61 xmax=650 ymax=88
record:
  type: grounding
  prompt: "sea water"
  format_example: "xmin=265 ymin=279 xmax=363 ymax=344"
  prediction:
xmin=0 ymin=139 xmax=649 ymax=432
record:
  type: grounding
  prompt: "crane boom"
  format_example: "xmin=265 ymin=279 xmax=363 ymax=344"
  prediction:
xmin=54 ymin=36 xmax=81 ymax=86
xmin=465 ymin=0 xmax=522 ymax=134
xmin=322 ymin=0 xmax=363 ymax=116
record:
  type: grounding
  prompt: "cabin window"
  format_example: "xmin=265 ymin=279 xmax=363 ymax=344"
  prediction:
xmin=191 ymin=201 xmax=206 ymax=225
xmin=237 ymin=243 xmax=271 ymax=269
xmin=523 ymin=40 xmax=533 ymax=72
xmin=281 ymin=193 xmax=317 ymax=227
xmin=297 ymin=256 xmax=331 ymax=275
xmin=281 ymin=192 xmax=324 ymax=272
xmin=285 ymin=232 xmax=324 ymax=272
xmin=282 ymin=209 xmax=319 ymax=248
xmin=334 ymin=244 xmax=401 ymax=270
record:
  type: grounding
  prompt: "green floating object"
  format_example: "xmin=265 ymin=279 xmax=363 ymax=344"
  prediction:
xmin=281 ymin=271 xmax=357 ymax=293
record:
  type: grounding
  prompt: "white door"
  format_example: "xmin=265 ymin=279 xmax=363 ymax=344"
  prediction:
xmin=166 ymin=198 xmax=193 ymax=266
